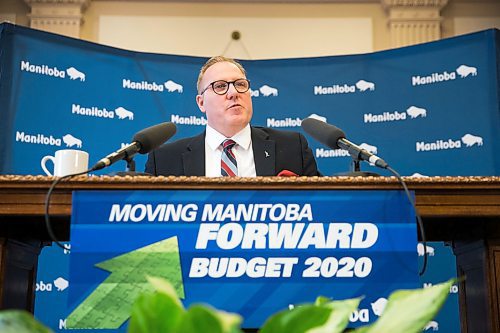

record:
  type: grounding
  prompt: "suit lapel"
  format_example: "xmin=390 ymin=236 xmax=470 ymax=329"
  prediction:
xmin=183 ymin=132 xmax=205 ymax=176
xmin=252 ymin=127 xmax=275 ymax=176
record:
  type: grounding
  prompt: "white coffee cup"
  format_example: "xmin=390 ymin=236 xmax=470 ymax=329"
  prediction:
xmin=41 ymin=149 xmax=89 ymax=176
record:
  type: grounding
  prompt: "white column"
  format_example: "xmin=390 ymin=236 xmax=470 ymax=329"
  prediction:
xmin=381 ymin=0 xmax=449 ymax=48
xmin=24 ymin=0 xmax=90 ymax=38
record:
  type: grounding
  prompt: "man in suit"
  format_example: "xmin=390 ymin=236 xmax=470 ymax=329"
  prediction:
xmin=146 ymin=56 xmax=320 ymax=177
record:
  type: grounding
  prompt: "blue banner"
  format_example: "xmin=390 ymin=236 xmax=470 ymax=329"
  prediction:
xmin=0 ymin=22 xmax=480 ymax=331
xmin=68 ymin=189 xmax=417 ymax=330
xmin=0 ymin=23 xmax=498 ymax=177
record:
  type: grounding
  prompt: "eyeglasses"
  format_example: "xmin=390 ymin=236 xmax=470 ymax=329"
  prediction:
xmin=200 ymin=79 xmax=250 ymax=95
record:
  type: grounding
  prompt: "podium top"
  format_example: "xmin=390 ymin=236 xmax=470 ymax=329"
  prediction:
xmin=1 ymin=175 xmax=499 ymax=217
xmin=1 ymin=174 xmax=499 ymax=188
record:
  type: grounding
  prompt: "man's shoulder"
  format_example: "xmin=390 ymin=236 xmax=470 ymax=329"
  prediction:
xmin=155 ymin=132 xmax=204 ymax=153
xmin=251 ymin=126 xmax=302 ymax=139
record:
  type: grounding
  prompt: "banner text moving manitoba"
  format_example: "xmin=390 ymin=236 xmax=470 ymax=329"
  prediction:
xmin=109 ymin=203 xmax=378 ymax=279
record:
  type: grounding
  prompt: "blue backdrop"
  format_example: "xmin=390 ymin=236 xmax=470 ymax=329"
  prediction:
xmin=2 ymin=22 xmax=498 ymax=332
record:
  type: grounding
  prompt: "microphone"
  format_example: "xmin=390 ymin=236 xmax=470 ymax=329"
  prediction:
xmin=91 ymin=122 xmax=177 ymax=171
xmin=301 ymin=118 xmax=388 ymax=169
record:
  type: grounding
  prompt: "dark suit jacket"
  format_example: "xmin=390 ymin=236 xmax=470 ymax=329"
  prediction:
xmin=145 ymin=126 xmax=321 ymax=176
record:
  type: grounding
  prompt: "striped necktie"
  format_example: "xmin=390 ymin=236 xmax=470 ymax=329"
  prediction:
xmin=221 ymin=139 xmax=237 ymax=177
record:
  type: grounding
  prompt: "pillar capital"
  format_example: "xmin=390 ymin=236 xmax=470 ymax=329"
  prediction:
xmin=381 ymin=0 xmax=449 ymax=47
xmin=24 ymin=0 xmax=90 ymax=38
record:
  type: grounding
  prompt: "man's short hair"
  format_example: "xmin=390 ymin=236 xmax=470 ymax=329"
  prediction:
xmin=197 ymin=56 xmax=246 ymax=94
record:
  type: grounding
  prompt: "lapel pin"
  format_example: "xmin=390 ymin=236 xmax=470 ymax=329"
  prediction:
xmin=265 ymin=151 xmax=270 ymax=158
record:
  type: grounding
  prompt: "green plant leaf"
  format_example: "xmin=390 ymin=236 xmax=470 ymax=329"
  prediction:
xmin=213 ymin=308 xmax=243 ymax=333
xmin=147 ymin=275 xmax=183 ymax=307
xmin=361 ymin=279 xmax=455 ymax=333
xmin=260 ymin=297 xmax=361 ymax=333
xmin=0 ymin=310 xmax=52 ymax=333
xmin=310 ymin=297 xmax=362 ymax=333
xmin=129 ymin=276 xmax=242 ymax=333
xmin=128 ymin=291 xmax=185 ymax=333
xmin=128 ymin=276 xmax=186 ymax=333
xmin=314 ymin=296 xmax=331 ymax=306
xmin=178 ymin=305 xmax=243 ymax=333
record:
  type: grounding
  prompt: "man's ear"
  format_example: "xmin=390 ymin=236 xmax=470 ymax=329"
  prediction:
xmin=196 ymin=95 xmax=206 ymax=113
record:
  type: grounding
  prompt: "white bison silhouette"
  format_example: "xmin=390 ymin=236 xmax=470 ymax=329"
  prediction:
xmin=355 ymin=80 xmax=375 ymax=91
xmin=164 ymin=80 xmax=183 ymax=93
xmin=259 ymin=85 xmax=278 ymax=97
xmin=461 ymin=133 xmax=483 ymax=147
xmin=53 ymin=277 xmax=69 ymax=291
xmin=62 ymin=134 xmax=82 ymax=148
xmin=115 ymin=107 xmax=134 ymax=120
xmin=406 ymin=106 xmax=427 ymax=119
xmin=371 ymin=298 xmax=387 ymax=317
xmin=456 ymin=65 xmax=477 ymax=78
xmin=66 ymin=67 xmax=85 ymax=81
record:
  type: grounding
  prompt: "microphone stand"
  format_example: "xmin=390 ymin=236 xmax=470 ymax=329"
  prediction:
xmin=349 ymin=157 xmax=380 ymax=177
xmin=109 ymin=156 xmax=152 ymax=176
xmin=125 ymin=155 xmax=136 ymax=172
xmin=335 ymin=154 xmax=381 ymax=177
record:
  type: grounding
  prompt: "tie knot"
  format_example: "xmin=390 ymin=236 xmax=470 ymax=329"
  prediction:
xmin=222 ymin=139 xmax=236 ymax=150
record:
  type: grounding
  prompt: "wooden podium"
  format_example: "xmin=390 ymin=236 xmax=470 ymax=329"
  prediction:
xmin=0 ymin=175 xmax=499 ymax=332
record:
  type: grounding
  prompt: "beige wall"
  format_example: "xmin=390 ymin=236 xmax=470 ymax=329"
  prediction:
xmin=90 ymin=3 xmax=384 ymax=59
xmin=442 ymin=1 xmax=500 ymax=38
xmin=1 ymin=0 xmax=499 ymax=58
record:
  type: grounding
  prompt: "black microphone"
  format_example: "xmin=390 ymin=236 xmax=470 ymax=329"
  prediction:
xmin=301 ymin=117 xmax=388 ymax=169
xmin=91 ymin=122 xmax=177 ymax=171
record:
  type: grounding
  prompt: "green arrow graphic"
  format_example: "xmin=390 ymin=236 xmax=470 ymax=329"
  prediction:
xmin=66 ymin=236 xmax=184 ymax=329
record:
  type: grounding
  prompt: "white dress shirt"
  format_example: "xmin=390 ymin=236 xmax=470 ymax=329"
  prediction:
xmin=205 ymin=124 xmax=257 ymax=177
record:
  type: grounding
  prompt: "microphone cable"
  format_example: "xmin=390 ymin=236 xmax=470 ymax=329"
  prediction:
xmin=384 ymin=166 xmax=428 ymax=276
xmin=44 ymin=167 xmax=97 ymax=250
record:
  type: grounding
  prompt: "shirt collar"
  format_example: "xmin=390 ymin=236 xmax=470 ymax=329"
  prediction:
xmin=206 ymin=124 xmax=252 ymax=151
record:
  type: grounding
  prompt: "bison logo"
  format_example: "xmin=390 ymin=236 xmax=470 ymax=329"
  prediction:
xmin=406 ymin=106 xmax=427 ymax=119
xmin=53 ymin=277 xmax=69 ymax=291
xmin=164 ymin=80 xmax=183 ymax=93
xmin=355 ymin=80 xmax=375 ymax=92
xmin=461 ymin=133 xmax=483 ymax=147
xmin=62 ymin=134 xmax=82 ymax=148
xmin=115 ymin=107 xmax=134 ymax=120
xmin=456 ymin=65 xmax=477 ymax=78
xmin=371 ymin=298 xmax=387 ymax=317
xmin=66 ymin=67 xmax=85 ymax=81
xmin=259 ymin=85 xmax=278 ymax=97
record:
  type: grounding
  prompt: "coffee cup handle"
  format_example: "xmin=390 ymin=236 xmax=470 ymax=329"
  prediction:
xmin=41 ymin=155 xmax=55 ymax=176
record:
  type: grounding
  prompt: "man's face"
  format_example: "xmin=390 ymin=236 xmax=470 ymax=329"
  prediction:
xmin=196 ymin=61 xmax=253 ymax=137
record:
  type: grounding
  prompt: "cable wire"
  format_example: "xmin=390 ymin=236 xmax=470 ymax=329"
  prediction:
xmin=221 ymin=33 xmax=252 ymax=59
xmin=44 ymin=169 xmax=93 ymax=250
xmin=386 ymin=166 xmax=428 ymax=276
